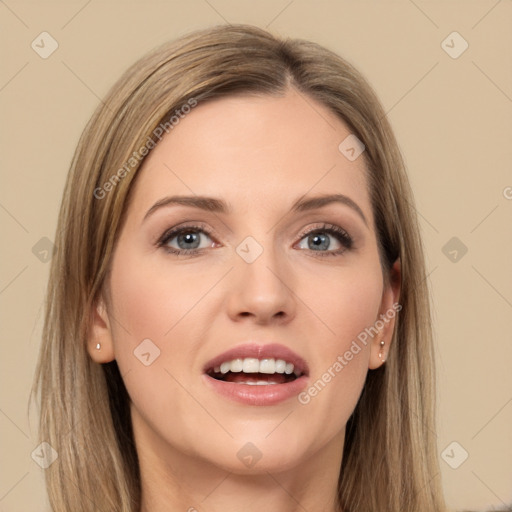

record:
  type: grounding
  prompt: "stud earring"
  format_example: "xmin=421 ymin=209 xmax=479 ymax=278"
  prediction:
xmin=378 ymin=340 xmax=386 ymax=362
xmin=95 ymin=343 xmax=101 ymax=350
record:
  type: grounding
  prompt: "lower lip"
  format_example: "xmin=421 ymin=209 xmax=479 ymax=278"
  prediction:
xmin=203 ymin=374 xmax=309 ymax=406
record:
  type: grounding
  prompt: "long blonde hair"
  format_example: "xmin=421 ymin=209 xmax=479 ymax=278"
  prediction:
xmin=32 ymin=23 xmax=446 ymax=511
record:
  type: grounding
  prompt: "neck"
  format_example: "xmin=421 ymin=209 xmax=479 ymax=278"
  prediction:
xmin=134 ymin=414 xmax=344 ymax=512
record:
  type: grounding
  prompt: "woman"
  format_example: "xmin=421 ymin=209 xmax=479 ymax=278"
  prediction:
xmin=32 ymin=23 xmax=447 ymax=511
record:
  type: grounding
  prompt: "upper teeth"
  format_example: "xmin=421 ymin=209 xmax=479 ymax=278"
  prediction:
xmin=214 ymin=358 xmax=300 ymax=376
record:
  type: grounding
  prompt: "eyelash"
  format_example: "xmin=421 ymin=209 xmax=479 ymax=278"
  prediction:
xmin=156 ymin=222 xmax=354 ymax=258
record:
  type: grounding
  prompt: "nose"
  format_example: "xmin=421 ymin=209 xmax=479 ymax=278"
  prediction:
xmin=225 ymin=241 xmax=297 ymax=326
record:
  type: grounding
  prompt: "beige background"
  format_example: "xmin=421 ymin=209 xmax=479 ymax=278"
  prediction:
xmin=1 ymin=1 xmax=511 ymax=510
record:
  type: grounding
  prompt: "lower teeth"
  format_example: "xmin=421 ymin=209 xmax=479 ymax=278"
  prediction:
xmin=208 ymin=371 xmax=297 ymax=384
xmin=241 ymin=381 xmax=278 ymax=386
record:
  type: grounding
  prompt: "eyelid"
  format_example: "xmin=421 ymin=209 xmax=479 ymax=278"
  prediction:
xmin=156 ymin=221 xmax=217 ymax=246
xmin=156 ymin=220 xmax=355 ymax=258
xmin=294 ymin=223 xmax=354 ymax=256
xmin=296 ymin=223 xmax=352 ymax=243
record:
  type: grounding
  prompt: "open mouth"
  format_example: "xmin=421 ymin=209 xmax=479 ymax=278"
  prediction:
xmin=206 ymin=357 xmax=304 ymax=385
xmin=203 ymin=345 xmax=309 ymax=405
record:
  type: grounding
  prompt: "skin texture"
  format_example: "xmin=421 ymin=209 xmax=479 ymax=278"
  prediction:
xmin=88 ymin=88 xmax=401 ymax=512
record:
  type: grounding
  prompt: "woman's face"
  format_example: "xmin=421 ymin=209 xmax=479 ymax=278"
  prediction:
xmin=89 ymin=88 xmax=400 ymax=475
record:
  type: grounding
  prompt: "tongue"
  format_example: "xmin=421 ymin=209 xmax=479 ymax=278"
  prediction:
xmin=223 ymin=372 xmax=289 ymax=384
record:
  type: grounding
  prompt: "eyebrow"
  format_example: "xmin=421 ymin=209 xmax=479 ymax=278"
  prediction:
xmin=143 ymin=193 xmax=368 ymax=226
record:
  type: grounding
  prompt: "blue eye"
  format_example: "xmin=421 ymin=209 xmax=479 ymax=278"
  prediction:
xmin=157 ymin=223 xmax=353 ymax=257
xmin=158 ymin=225 xmax=214 ymax=256
xmin=295 ymin=224 xmax=353 ymax=257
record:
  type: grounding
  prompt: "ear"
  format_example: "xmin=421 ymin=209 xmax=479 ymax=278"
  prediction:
xmin=86 ymin=293 xmax=116 ymax=364
xmin=369 ymin=258 xmax=401 ymax=370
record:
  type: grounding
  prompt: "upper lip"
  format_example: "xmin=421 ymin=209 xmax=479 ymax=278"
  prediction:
xmin=203 ymin=343 xmax=309 ymax=376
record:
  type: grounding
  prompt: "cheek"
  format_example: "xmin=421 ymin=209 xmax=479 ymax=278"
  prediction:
xmin=108 ymin=248 xmax=206 ymax=348
xmin=298 ymin=259 xmax=383 ymax=426
xmin=310 ymin=258 xmax=383 ymax=349
xmin=105 ymin=250 xmax=209 ymax=447
xmin=105 ymin=247 xmax=181 ymax=387
xmin=106 ymin=243 xmax=223 ymax=376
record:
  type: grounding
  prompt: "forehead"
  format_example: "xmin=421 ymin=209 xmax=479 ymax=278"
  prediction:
xmin=127 ymin=89 xmax=371 ymax=222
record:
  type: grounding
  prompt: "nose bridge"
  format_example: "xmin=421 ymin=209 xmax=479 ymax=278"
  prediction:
xmin=238 ymin=234 xmax=283 ymax=288
xmin=227 ymin=229 xmax=296 ymax=322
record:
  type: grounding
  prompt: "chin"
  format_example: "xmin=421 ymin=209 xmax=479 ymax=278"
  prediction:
xmin=209 ymin=442 xmax=313 ymax=475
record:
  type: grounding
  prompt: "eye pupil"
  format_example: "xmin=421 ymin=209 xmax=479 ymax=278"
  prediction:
xmin=179 ymin=231 xmax=200 ymax=249
xmin=310 ymin=233 xmax=329 ymax=250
